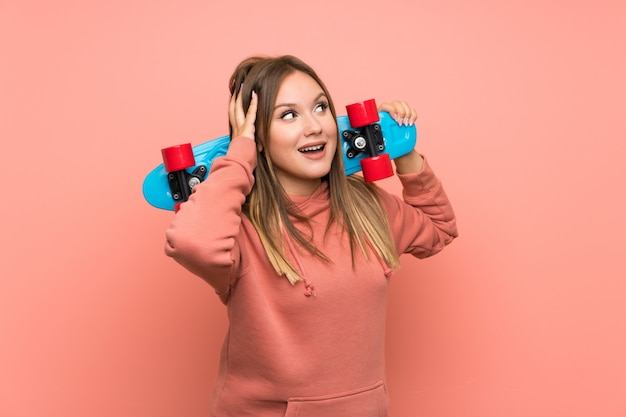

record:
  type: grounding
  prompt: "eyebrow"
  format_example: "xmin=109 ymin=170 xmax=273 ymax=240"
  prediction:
xmin=273 ymin=92 xmax=328 ymax=111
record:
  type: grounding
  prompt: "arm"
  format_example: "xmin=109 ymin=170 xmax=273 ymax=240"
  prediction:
xmin=386 ymin=157 xmax=458 ymax=258
xmin=377 ymin=100 xmax=457 ymax=257
xmin=164 ymin=137 xmax=256 ymax=294
xmin=164 ymin=89 xmax=258 ymax=296
xmin=394 ymin=149 xmax=424 ymax=175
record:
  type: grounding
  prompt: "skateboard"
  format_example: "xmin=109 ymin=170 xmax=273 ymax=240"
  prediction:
xmin=142 ymin=99 xmax=417 ymax=211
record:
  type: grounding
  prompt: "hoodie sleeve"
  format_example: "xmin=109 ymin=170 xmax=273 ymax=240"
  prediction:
xmin=379 ymin=156 xmax=458 ymax=258
xmin=164 ymin=136 xmax=257 ymax=298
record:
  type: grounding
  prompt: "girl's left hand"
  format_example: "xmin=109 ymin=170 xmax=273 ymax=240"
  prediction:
xmin=378 ymin=100 xmax=423 ymax=173
xmin=378 ymin=100 xmax=418 ymax=126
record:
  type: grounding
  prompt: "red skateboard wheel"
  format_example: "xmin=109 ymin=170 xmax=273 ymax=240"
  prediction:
xmin=361 ymin=154 xmax=393 ymax=182
xmin=346 ymin=99 xmax=380 ymax=128
xmin=162 ymin=144 xmax=195 ymax=172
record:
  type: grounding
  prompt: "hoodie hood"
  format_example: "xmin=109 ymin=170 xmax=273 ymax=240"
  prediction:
xmin=284 ymin=180 xmax=393 ymax=296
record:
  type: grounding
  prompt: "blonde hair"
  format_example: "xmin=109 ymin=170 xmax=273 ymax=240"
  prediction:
xmin=229 ymin=55 xmax=400 ymax=284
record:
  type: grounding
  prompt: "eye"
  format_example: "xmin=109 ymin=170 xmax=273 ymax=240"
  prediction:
xmin=279 ymin=109 xmax=297 ymax=120
xmin=314 ymin=101 xmax=329 ymax=113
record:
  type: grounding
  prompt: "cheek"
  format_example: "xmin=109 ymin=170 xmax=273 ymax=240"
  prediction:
xmin=327 ymin=133 xmax=338 ymax=151
xmin=323 ymin=118 xmax=338 ymax=137
xmin=268 ymin=124 xmax=295 ymax=146
xmin=326 ymin=123 xmax=339 ymax=150
xmin=266 ymin=141 xmax=291 ymax=168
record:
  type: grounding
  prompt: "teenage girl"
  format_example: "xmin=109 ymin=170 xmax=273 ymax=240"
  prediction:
xmin=165 ymin=55 xmax=458 ymax=417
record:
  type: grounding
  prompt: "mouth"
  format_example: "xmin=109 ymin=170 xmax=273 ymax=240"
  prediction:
xmin=298 ymin=144 xmax=325 ymax=153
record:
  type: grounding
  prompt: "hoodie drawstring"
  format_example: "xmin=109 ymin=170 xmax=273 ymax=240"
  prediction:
xmin=282 ymin=227 xmax=393 ymax=297
xmin=367 ymin=241 xmax=394 ymax=279
xmin=283 ymin=226 xmax=316 ymax=297
xmin=302 ymin=278 xmax=316 ymax=297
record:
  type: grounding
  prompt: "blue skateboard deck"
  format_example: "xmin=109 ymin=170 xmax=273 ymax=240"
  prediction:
xmin=142 ymin=111 xmax=416 ymax=211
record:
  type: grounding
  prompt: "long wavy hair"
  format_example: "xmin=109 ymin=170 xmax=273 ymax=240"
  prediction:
xmin=229 ymin=55 xmax=399 ymax=284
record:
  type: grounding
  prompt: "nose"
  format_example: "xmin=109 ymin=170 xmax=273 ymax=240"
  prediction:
xmin=303 ymin=113 xmax=323 ymax=136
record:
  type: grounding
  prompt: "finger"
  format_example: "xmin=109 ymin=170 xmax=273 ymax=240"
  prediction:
xmin=239 ymin=91 xmax=258 ymax=141
xmin=396 ymin=101 xmax=417 ymax=125
xmin=377 ymin=102 xmax=400 ymax=125
xmin=234 ymin=85 xmax=245 ymax=125
xmin=229 ymin=86 xmax=248 ymax=137
xmin=398 ymin=101 xmax=417 ymax=126
xmin=378 ymin=101 xmax=412 ymax=125
xmin=377 ymin=102 xmax=395 ymax=116
xmin=245 ymin=90 xmax=258 ymax=127
xmin=228 ymin=91 xmax=237 ymax=127
xmin=390 ymin=101 xmax=418 ymax=126
xmin=408 ymin=107 xmax=418 ymax=125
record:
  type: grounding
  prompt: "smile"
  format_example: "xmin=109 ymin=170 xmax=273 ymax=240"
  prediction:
xmin=298 ymin=144 xmax=325 ymax=153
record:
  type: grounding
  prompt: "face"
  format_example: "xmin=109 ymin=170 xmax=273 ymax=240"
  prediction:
xmin=267 ymin=71 xmax=338 ymax=196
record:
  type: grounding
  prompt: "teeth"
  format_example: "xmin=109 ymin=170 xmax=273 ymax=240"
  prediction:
xmin=299 ymin=145 xmax=324 ymax=152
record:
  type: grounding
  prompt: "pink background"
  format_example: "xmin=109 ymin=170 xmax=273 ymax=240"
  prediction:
xmin=1 ymin=0 xmax=625 ymax=416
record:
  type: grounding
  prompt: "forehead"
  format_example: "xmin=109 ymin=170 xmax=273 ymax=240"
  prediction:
xmin=275 ymin=71 xmax=324 ymax=103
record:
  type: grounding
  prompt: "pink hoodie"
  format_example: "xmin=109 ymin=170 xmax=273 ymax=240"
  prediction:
xmin=165 ymin=136 xmax=457 ymax=416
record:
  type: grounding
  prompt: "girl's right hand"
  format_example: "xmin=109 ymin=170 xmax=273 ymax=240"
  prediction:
xmin=229 ymin=87 xmax=258 ymax=141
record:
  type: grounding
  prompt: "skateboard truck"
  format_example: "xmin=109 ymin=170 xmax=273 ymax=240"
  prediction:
xmin=161 ymin=144 xmax=208 ymax=212
xmin=344 ymin=99 xmax=394 ymax=182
